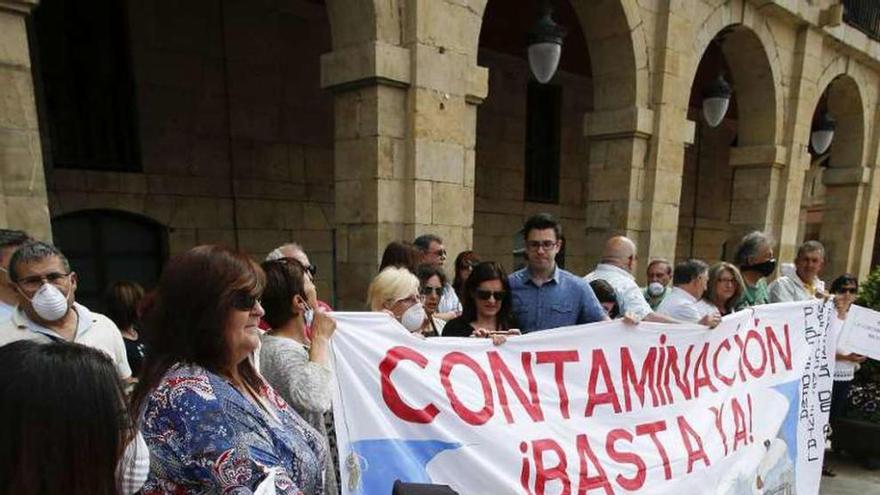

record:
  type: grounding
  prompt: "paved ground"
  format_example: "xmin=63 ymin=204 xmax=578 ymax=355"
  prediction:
xmin=820 ymin=451 xmax=880 ymax=494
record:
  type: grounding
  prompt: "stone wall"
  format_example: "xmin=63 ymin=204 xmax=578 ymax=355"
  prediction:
xmin=473 ymin=50 xmax=592 ymax=276
xmin=43 ymin=0 xmax=336 ymax=298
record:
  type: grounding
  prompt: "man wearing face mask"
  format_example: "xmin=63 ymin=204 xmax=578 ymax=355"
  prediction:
xmin=733 ymin=231 xmax=776 ymax=309
xmin=642 ymin=258 xmax=672 ymax=310
xmin=0 ymin=241 xmax=131 ymax=380
xmin=0 ymin=229 xmax=31 ymax=319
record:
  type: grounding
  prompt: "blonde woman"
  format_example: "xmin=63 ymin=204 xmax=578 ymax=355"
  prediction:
xmin=367 ymin=266 xmax=429 ymax=334
xmin=695 ymin=262 xmax=746 ymax=317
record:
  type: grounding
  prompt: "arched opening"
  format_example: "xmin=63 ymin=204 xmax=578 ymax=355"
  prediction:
xmin=807 ymin=75 xmax=866 ymax=279
xmin=51 ymin=210 xmax=167 ymax=310
xmin=473 ymin=0 xmax=642 ymax=275
xmin=678 ymin=25 xmax=777 ymax=263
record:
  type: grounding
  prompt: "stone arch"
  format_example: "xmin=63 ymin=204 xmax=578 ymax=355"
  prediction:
xmin=324 ymin=0 xmax=387 ymax=50
xmin=688 ymin=23 xmax=779 ymax=146
xmin=820 ymin=74 xmax=866 ymax=169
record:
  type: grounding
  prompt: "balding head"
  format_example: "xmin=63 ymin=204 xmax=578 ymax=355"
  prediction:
xmin=601 ymin=236 xmax=638 ymax=272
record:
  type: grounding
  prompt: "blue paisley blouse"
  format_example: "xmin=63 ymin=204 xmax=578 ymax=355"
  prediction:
xmin=139 ymin=363 xmax=326 ymax=494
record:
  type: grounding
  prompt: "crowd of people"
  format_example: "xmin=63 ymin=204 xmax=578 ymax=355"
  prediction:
xmin=0 ymin=211 xmax=873 ymax=493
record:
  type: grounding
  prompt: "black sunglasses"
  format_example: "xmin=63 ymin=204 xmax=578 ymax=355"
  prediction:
xmin=835 ymin=287 xmax=858 ymax=294
xmin=231 ymin=291 xmax=261 ymax=311
xmin=475 ymin=289 xmax=506 ymax=301
xmin=420 ymin=286 xmax=444 ymax=297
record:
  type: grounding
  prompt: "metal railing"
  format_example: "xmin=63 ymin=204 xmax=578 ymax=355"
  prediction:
xmin=843 ymin=0 xmax=880 ymax=41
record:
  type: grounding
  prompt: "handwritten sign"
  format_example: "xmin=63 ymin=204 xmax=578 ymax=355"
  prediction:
xmin=839 ymin=304 xmax=880 ymax=361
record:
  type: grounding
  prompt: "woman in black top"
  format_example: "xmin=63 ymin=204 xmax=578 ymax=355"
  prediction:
xmin=105 ymin=281 xmax=146 ymax=378
xmin=443 ymin=261 xmax=518 ymax=339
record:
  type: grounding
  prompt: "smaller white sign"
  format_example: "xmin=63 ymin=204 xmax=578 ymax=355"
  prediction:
xmin=839 ymin=304 xmax=880 ymax=361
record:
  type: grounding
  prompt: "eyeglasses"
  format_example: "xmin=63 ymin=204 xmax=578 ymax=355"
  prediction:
xmin=420 ymin=286 xmax=444 ymax=297
xmin=429 ymin=249 xmax=447 ymax=258
xmin=475 ymin=289 xmax=506 ymax=301
xmin=525 ymin=240 xmax=557 ymax=251
xmin=231 ymin=291 xmax=262 ymax=311
xmin=717 ymin=277 xmax=737 ymax=284
xmin=835 ymin=287 xmax=858 ymax=294
xmin=16 ymin=272 xmax=71 ymax=292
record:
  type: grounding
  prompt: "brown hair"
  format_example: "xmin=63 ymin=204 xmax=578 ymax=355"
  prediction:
xmin=260 ymin=258 xmax=307 ymax=329
xmin=379 ymin=241 xmax=420 ymax=273
xmin=705 ymin=262 xmax=746 ymax=313
xmin=131 ymin=245 xmax=265 ymax=414
xmin=104 ymin=281 xmax=145 ymax=331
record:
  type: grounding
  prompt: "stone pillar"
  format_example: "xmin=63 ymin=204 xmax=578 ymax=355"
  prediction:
xmin=322 ymin=42 xmax=412 ymax=310
xmin=321 ymin=0 xmax=486 ymax=310
xmin=727 ymin=145 xmax=789 ymax=248
xmin=820 ymin=166 xmax=871 ymax=278
xmin=0 ymin=0 xmax=51 ymax=241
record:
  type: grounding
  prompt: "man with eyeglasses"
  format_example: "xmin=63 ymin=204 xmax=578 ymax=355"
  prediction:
xmin=0 ymin=229 xmax=31 ymax=320
xmin=0 ymin=241 xmax=131 ymax=379
xmin=508 ymin=213 xmax=607 ymax=333
xmin=414 ymin=234 xmax=461 ymax=321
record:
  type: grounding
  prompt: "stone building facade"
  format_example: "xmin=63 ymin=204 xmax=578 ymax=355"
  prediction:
xmin=2 ymin=0 xmax=880 ymax=309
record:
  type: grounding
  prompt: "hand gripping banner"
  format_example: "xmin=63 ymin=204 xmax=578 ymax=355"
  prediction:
xmin=330 ymin=300 xmax=835 ymax=495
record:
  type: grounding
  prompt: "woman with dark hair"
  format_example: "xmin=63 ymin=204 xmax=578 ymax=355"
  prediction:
xmin=415 ymin=264 xmax=449 ymax=337
xmin=589 ymin=279 xmax=620 ymax=318
xmin=379 ymin=240 xmax=421 ymax=273
xmin=0 ymin=340 xmax=147 ymax=495
xmin=105 ymin=281 xmax=146 ymax=378
xmin=259 ymin=258 xmax=338 ymax=495
xmin=442 ymin=261 xmax=518 ymax=342
xmin=132 ymin=245 xmax=325 ymax=494
xmin=452 ymin=250 xmax=479 ymax=302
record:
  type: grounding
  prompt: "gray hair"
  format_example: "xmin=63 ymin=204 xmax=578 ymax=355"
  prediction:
xmin=734 ymin=231 xmax=773 ymax=266
xmin=413 ymin=234 xmax=443 ymax=252
xmin=797 ymin=240 xmax=825 ymax=260
xmin=266 ymin=242 xmax=304 ymax=261
xmin=0 ymin=229 xmax=30 ymax=250
xmin=8 ymin=241 xmax=70 ymax=283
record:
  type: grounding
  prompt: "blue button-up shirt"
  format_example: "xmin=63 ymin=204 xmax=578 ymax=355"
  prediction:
xmin=509 ymin=266 xmax=607 ymax=333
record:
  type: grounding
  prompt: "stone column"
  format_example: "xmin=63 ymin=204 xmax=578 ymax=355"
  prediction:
xmin=727 ymin=145 xmax=789 ymax=248
xmin=0 ymin=0 xmax=51 ymax=241
xmin=820 ymin=166 xmax=871 ymax=278
xmin=322 ymin=42 xmax=412 ymax=310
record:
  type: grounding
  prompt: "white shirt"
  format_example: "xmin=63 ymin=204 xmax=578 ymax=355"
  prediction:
xmin=693 ymin=299 xmax=722 ymax=319
xmin=656 ymin=287 xmax=705 ymax=323
xmin=0 ymin=303 xmax=132 ymax=379
xmin=584 ymin=264 xmax=653 ymax=319
xmin=832 ymin=313 xmax=858 ymax=381
xmin=767 ymin=274 xmax=825 ymax=303
xmin=0 ymin=300 xmax=13 ymax=321
xmin=438 ymin=283 xmax=462 ymax=314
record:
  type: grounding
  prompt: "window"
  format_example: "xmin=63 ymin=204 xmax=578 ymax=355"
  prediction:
xmin=30 ymin=0 xmax=140 ymax=171
xmin=52 ymin=211 xmax=166 ymax=311
xmin=524 ymin=82 xmax=562 ymax=203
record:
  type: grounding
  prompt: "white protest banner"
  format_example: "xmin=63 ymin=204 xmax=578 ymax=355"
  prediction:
xmin=838 ymin=304 xmax=880 ymax=361
xmin=330 ymin=300 xmax=834 ymax=495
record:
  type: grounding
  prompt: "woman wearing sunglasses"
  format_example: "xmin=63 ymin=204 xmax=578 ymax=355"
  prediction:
xmin=132 ymin=245 xmax=326 ymax=494
xmin=453 ymin=250 xmax=480 ymax=302
xmin=415 ymin=264 xmax=449 ymax=336
xmin=442 ymin=261 xmax=519 ymax=342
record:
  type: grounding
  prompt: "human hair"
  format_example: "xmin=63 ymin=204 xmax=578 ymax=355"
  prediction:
xmin=0 ymin=230 xmax=30 ymax=264
xmin=104 ymin=281 xmax=145 ymax=331
xmin=260 ymin=258 xmax=307 ymax=329
xmin=265 ymin=242 xmax=304 ymax=262
xmin=673 ymin=259 xmax=709 ymax=286
xmin=367 ymin=266 xmax=420 ymax=311
xmin=8 ymin=240 xmax=71 ymax=282
xmin=132 ymin=245 xmax=265 ymax=415
xmin=453 ymin=251 xmax=480 ymax=299
xmin=646 ymin=258 xmax=672 ymax=275
xmin=379 ymin=241 xmax=421 ymax=273
xmin=704 ymin=262 xmax=745 ymax=312
xmin=522 ymin=213 xmax=562 ymax=241
xmin=830 ymin=273 xmax=858 ymax=294
xmin=797 ymin=240 xmax=826 ymax=260
xmin=416 ymin=264 xmax=448 ymax=287
xmin=589 ymin=279 xmax=616 ymax=304
xmin=461 ymin=261 xmax=514 ymax=331
xmin=413 ymin=234 xmax=443 ymax=252
xmin=734 ymin=231 xmax=772 ymax=266
xmin=0 ymin=340 xmax=131 ymax=495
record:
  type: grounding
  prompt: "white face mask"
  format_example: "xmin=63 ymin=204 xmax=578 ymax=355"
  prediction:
xmin=400 ymin=303 xmax=427 ymax=332
xmin=29 ymin=283 xmax=70 ymax=321
xmin=117 ymin=431 xmax=150 ymax=495
xmin=647 ymin=282 xmax=666 ymax=297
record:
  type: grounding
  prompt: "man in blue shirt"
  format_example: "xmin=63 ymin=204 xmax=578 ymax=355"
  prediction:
xmin=509 ymin=213 xmax=608 ymax=332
